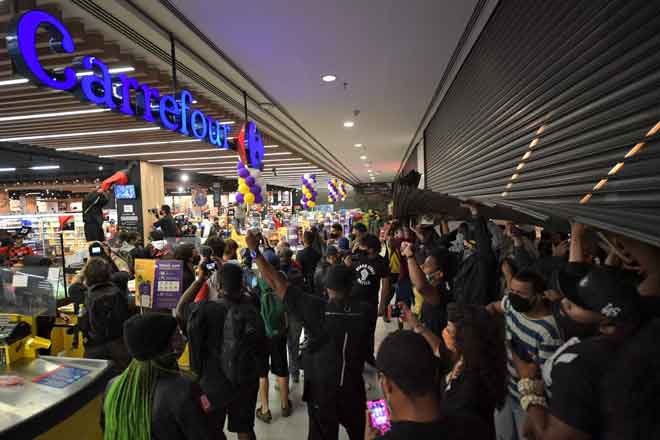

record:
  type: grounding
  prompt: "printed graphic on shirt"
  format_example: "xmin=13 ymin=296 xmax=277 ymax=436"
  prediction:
xmin=356 ymin=264 xmax=376 ymax=286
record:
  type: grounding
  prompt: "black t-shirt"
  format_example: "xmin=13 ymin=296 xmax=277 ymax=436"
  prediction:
xmin=154 ymin=215 xmax=178 ymax=237
xmin=547 ymin=336 xmax=621 ymax=438
xmin=421 ymin=284 xmax=449 ymax=335
xmin=376 ymin=413 xmax=490 ymax=440
xmin=350 ymin=255 xmax=390 ymax=305
xmin=440 ymin=370 xmax=495 ymax=437
xmin=101 ymin=370 xmax=217 ymax=440
xmin=296 ymin=247 xmax=322 ymax=286
xmin=83 ymin=191 xmax=108 ymax=225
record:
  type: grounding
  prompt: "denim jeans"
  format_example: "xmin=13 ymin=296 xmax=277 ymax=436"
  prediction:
xmin=494 ymin=394 xmax=528 ymax=440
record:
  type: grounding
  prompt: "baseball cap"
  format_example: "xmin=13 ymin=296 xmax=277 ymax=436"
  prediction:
xmin=419 ymin=215 xmax=435 ymax=226
xmin=557 ymin=265 xmax=641 ymax=323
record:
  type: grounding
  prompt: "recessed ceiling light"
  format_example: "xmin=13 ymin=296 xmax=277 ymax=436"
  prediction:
xmin=321 ymin=74 xmax=337 ymax=82
xmin=0 ymin=78 xmax=29 ymax=86
xmin=98 ymin=165 xmax=104 ymax=171
xmin=181 ymin=174 xmax=189 ymax=182
xmin=0 ymin=108 xmax=110 ymax=122
xmin=0 ymin=168 xmax=16 ymax=172
xmin=354 ymin=143 xmax=363 ymax=148
xmin=177 ymin=186 xmax=184 ymax=193
xmin=0 ymin=127 xmax=160 ymax=143
xmin=367 ymin=170 xmax=373 ymax=173
xmin=360 ymin=155 xmax=367 ymax=160
xmin=30 ymin=165 xmax=60 ymax=170
xmin=343 ymin=121 xmax=355 ymax=128
xmin=56 ymin=139 xmax=201 ymax=151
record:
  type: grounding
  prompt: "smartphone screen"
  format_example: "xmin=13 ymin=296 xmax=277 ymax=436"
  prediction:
xmin=90 ymin=246 xmax=102 ymax=257
xmin=367 ymin=399 xmax=391 ymax=434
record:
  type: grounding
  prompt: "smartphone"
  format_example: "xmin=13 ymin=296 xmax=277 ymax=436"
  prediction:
xmin=90 ymin=245 xmax=103 ymax=257
xmin=388 ymin=303 xmax=402 ymax=319
xmin=367 ymin=399 xmax=391 ymax=434
xmin=205 ymin=261 xmax=217 ymax=272
xmin=509 ymin=337 xmax=534 ymax=363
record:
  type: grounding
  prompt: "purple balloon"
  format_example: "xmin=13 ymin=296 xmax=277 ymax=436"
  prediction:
xmin=302 ymin=196 xmax=308 ymax=202
xmin=254 ymin=194 xmax=263 ymax=204
xmin=246 ymin=176 xmax=255 ymax=186
xmin=236 ymin=193 xmax=244 ymax=204
xmin=253 ymin=184 xmax=261 ymax=194
xmin=238 ymin=168 xmax=249 ymax=178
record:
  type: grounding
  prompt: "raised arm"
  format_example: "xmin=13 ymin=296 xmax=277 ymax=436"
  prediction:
xmin=175 ymin=267 xmax=206 ymax=328
xmin=247 ymin=231 xmax=289 ymax=299
xmin=569 ymin=222 xmax=585 ymax=263
xmin=401 ymin=241 xmax=442 ymax=305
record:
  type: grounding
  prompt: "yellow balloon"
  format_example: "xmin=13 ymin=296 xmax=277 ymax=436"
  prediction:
xmin=238 ymin=177 xmax=246 ymax=186
xmin=245 ymin=192 xmax=255 ymax=204
xmin=307 ymin=201 xmax=316 ymax=208
xmin=238 ymin=184 xmax=249 ymax=194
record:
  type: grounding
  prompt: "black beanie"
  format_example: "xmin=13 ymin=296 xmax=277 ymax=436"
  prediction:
xmin=123 ymin=313 xmax=177 ymax=361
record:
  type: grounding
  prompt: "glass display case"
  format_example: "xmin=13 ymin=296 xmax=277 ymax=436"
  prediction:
xmin=0 ymin=213 xmax=86 ymax=258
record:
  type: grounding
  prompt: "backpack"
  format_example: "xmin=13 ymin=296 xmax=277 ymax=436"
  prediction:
xmin=219 ymin=297 xmax=262 ymax=385
xmin=86 ymin=283 xmax=128 ymax=344
xmin=258 ymin=278 xmax=287 ymax=338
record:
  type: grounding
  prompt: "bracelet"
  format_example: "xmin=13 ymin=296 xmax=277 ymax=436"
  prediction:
xmin=520 ymin=394 xmax=548 ymax=412
xmin=517 ymin=378 xmax=545 ymax=397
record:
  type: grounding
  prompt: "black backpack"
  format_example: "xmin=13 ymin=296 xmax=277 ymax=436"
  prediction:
xmin=86 ymin=283 xmax=128 ymax=344
xmin=187 ymin=297 xmax=262 ymax=386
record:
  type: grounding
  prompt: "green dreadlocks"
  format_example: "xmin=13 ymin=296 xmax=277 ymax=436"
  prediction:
xmin=103 ymin=359 xmax=157 ymax=440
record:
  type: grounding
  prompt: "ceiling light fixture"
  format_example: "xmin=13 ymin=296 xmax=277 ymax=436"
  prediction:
xmin=56 ymin=138 xmax=201 ymax=151
xmin=0 ymin=78 xmax=29 ymax=86
xmin=265 ymin=145 xmax=279 ymax=148
xmin=98 ymin=165 xmax=104 ymax=171
xmin=180 ymin=174 xmax=189 ymax=182
xmin=343 ymin=121 xmax=355 ymax=128
xmin=0 ymin=168 xmax=16 ymax=172
xmin=30 ymin=165 xmax=60 ymax=170
xmin=0 ymin=108 xmax=110 ymax=122
xmin=76 ymin=66 xmax=135 ymax=77
xmin=360 ymin=155 xmax=367 ymax=160
xmin=321 ymin=74 xmax=337 ymax=82
xmin=0 ymin=126 xmax=161 ymax=142
xmin=354 ymin=143 xmax=363 ymax=148
xmin=177 ymin=186 xmax=184 ymax=193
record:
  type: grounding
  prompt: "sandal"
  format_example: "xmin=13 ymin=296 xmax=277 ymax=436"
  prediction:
xmin=256 ymin=407 xmax=272 ymax=423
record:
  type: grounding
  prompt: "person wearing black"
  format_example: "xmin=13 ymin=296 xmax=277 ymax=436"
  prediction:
xmin=76 ymin=257 xmax=130 ymax=374
xmin=152 ymin=204 xmax=178 ymax=239
xmin=313 ymin=245 xmax=340 ymax=296
xmin=176 ymin=263 xmax=266 ymax=440
xmin=345 ymin=233 xmax=391 ymax=364
xmin=451 ymin=203 xmax=497 ymax=305
xmin=247 ymin=231 xmax=371 ymax=440
xmin=366 ymin=330 xmax=490 ymax=440
xmin=511 ymin=267 xmax=642 ymax=440
xmin=297 ymin=230 xmax=322 ymax=292
xmin=411 ymin=216 xmax=443 ymax=265
xmin=174 ymin=242 xmax=199 ymax=294
xmin=101 ymin=312 xmax=218 ymax=439
xmin=400 ymin=241 xmax=450 ymax=335
xmin=350 ymin=223 xmax=368 ymax=251
xmin=82 ymin=189 xmax=110 ymax=242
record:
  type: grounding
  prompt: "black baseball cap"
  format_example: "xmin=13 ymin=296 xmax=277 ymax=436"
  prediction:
xmin=325 ymin=245 xmax=339 ymax=257
xmin=557 ymin=265 xmax=641 ymax=323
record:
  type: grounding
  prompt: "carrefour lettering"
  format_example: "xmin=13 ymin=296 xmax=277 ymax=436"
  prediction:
xmin=7 ymin=10 xmax=264 ymax=169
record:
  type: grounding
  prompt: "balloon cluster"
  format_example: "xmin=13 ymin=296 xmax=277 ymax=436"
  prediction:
xmin=301 ymin=173 xmax=317 ymax=209
xmin=236 ymin=160 xmax=264 ymax=205
xmin=327 ymin=178 xmax=348 ymax=203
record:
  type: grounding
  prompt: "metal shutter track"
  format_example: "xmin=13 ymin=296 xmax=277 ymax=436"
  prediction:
xmin=423 ymin=0 xmax=660 ymax=246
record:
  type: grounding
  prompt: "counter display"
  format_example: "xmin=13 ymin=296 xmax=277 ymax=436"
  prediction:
xmin=0 ymin=356 xmax=111 ymax=440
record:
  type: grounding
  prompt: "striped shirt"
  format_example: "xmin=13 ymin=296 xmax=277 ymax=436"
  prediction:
xmin=502 ymin=295 xmax=563 ymax=401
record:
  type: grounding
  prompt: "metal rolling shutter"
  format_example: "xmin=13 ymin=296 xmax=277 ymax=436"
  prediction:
xmin=424 ymin=0 xmax=660 ymax=246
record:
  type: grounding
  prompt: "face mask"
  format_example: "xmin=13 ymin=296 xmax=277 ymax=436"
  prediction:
xmin=442 ymin=327 xmax=457 ymax=353
xmin=192 ymin=255 xmax=201 ymax=266
xmin=509 ymin=293 xmax=534 ymax=313
xmin=425 ymin=270 xmax=441 ymax=285
xmin=553 ymin=302 xmax=600 ymax=340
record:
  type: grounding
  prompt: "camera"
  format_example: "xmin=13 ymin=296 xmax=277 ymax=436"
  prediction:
xmin=205 ymin=261 xmax=217 ymax=272
xmin=89 ymin=243 xmax=103 ymax=257
xmin=148 ymin=208 xmax=159 ymax=215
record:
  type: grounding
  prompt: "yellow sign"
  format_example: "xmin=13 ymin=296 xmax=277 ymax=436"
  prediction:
xmin=134 ymin=259 xmax=156 ymax=308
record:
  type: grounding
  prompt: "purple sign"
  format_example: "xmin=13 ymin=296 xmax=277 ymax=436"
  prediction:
xmin=153 ymin=260 xmax=183 ymax=309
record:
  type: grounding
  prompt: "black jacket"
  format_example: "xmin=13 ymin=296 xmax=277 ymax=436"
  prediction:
xmin=451 ymin=216 xmax=497 ymax=305
xmin=101 ymin=369 xmax=217 ymax=439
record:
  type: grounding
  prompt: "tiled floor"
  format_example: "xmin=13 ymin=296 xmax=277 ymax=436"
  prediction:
xmin=249 ymin=318 xmax=396 ymax=440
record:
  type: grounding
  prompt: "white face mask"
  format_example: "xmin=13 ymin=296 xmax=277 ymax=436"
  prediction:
xmin=151 ymin=240 xmax=167 ymax=250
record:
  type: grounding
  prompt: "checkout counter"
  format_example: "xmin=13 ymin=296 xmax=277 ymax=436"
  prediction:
xmin=0 ymin=265 xmax=111 ymax=440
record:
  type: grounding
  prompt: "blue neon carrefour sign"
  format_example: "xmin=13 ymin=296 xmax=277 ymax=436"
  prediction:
xmin=7 ymin=10 xmax=264 ymax=170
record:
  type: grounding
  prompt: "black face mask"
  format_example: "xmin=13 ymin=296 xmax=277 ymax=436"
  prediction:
xmin=349 ymin=233 xmax=356 ymax=241
xmin=552 ymin=302 xmax=600 ymax=340
xmin=509 ymin=293 xmax=534 ymax=313
xmin=192 ymin=255 xmax=201 ymax=266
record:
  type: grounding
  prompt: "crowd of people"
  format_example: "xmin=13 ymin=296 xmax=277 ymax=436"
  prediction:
xmin=69 ymin=202 xmax=660 ymax=439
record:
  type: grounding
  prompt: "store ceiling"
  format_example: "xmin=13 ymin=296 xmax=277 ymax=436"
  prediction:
xmin=0 ymin=1 xmax=332 ymax=188
xmin=155 ymin=0 xmax=481 ymax=183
